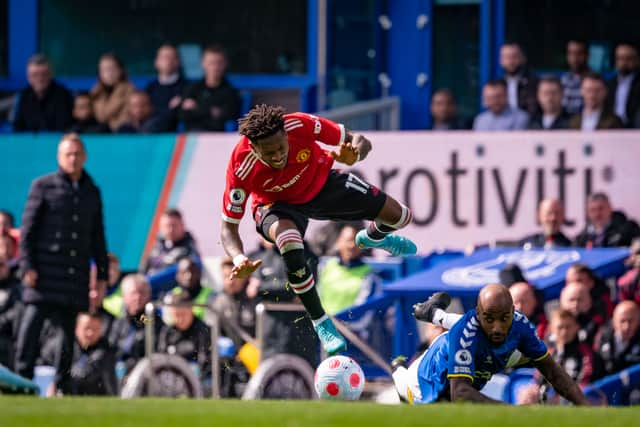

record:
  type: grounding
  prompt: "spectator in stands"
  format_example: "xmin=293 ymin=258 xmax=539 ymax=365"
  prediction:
xmin=545 ymin=309 xmax=602 ymax=388
xmin=13 ymin=53 xmax=73 ymax=132
xmin=117 ymin=91 xmax=168 ymax=133
xmin=91 ymin=53 xmax=135 ymax=132
xmin=308 ymin=220 xmax=365 ymax=257
xmin=617 ymin=239 xmax=640 ymax=305
xmin=68 ymin=312 xmax=117 ymax=395
xmin=318 ymin=224 xmax=382 ymax=315
xmin=0 ymin=210 xmax=14 ymax=237
xmin=142 ymin=208 xmax=200 ymax=275
xmin=0 ymin=234 xmax=17 ymax=263
xmin=109 ymin=274 xmax=159 ymax=378
xmin=213 ymin=258 xmax=257 ymax=348
xmin=509 ymin=281 xmax=548 ymax=339
xmin=15 ymin=133 xmax=108 ymax=395
xmin=606 ymin=43 xmax=640 ymax=127
xmin=181 ymin=44 xmax=241 ymax=131
xmin=428 ymin=89 xmax=471 ymax=130
xmin=569 ymin=73 xmax=624 ymax=130
xmin=565 ymin=263 xmax=614 ymax=319
xmin=145 ymin=44 xmax=186 ymax=132
xmin=169 ymin=257 xmax=214 ymax=320
xmin=595 ymin=301 xmax=640 ymax=375
xmin=559 ymin=281 xmax=605 ymax=346
xmin=519 ymin=198 xmax=572 ymax=248
xmin=561 ymin=40 xmax=591 ymax=115
xmin=158 ymin=289 xmax=211 ymax=379
xmin=0 ymin=254 xmax=21 ymax=367
xmin=499 ymin=43 xmax=539 ymax=116
xmin=0 ymin=210 xmax=19 ymax=261
xmin=247 ymin=238 xmax=318 ymax=367
xmin=473 ymin=80 xmax=529 ymax=131
xmin=574 ymin=192 xmax=640 ymax=248
xmin=528 ymin=77 xmax=571 ymax=130
xmin=68 ymin=92 xmax=110 ymax=134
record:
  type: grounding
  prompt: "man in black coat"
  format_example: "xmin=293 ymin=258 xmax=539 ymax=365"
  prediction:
xmin=606 ymin=43 xmax=640 ymax=128
xmin=0 ymin=254 xmax=22 ymax=367
xmin=595 ymin=301 xmax=640 ymax=376
xmin=519 ymin=198 xmax=572 ymax=248
xmin=39 ymin=312 xmax=118 ymax=395
xmin=13 ymin=54 xmax=73 ymax=132
xmin=14 ymin=133 xmax=108 ymax=394
xmin=574 ymin=192 xmax=640 ymax=248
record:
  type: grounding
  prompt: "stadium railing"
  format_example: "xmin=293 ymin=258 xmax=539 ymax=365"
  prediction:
xmin=314 ymin=96 xmax=401 ymax=131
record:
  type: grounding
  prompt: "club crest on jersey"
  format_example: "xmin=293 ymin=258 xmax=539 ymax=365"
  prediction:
xmin=292 ymin=267 xmax=306 ymax=278
xmin=296 ymin=149 xmax=311 ymax=163
xmin=229 ymin=188 xmax=246 ymax=205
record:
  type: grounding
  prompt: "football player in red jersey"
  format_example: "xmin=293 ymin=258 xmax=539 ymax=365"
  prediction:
xmin=220 ymin=105 xmax=416 ymax=354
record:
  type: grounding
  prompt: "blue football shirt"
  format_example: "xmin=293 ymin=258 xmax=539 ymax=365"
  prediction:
xmin=414 ymin=309 xmax=548 ymax=403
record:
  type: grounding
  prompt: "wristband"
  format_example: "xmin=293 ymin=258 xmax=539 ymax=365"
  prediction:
xmin=233 ymin=254 xmax=249 ymax=267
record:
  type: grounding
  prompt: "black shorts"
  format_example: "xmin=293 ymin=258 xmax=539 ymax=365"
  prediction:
xmin=254 ymin=170 xmax=388 ymax=240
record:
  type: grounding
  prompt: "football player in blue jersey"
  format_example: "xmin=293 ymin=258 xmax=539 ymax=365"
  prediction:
xmin=392 ymin=284 xmax=589 ymax=404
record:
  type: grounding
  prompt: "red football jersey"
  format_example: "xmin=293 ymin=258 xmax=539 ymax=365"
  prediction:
xmin=221 ymin=112 xmax=345 ymax=224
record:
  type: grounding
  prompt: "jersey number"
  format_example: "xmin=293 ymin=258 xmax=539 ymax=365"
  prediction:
xmin=345 ymin=173 xmax=369 ymax=195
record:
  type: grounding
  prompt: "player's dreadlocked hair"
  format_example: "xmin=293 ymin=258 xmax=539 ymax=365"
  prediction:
xmin=238 ymin=104 xmax=286 ymax=143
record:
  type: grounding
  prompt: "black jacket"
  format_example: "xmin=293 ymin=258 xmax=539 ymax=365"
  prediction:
xmin=519 ymin=231 xmax=572 ymax=248
xmin=527 ymin=111 xmax=571 ymax=130
xmin=69 ymin=338 xmax=118 ymax=395
xmin=108 ymin=311 xmax=160 ymax=376
xmin=142 ymin=231 xmax=200 ymax=275
xmin=0 ymin=275 xmax=22 ymax=367
xmin=13 ymin=81 xmax=73 ymax=132
xmin=20 ymin=169 xmax=108 ymax=310
xmin=606 ymin=72 xmax=640 ymax=127
xmin=158 ymin=317 xmax=211 ymax=377
xmin=574 ymin=211 xmax=640 ymax=248
xmin=181 ymin=78 xmax=241 ymax=131
xmin=595 ymin=324 xmax=640 ymax=376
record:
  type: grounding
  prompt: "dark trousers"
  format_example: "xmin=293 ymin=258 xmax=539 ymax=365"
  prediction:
xmin=14 ymin=303 xmax=78 ymax=393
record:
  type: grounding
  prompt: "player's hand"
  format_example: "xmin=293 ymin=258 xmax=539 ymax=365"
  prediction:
xmin=23 ymin=269 xmax=38 ymax=288
xmin=230 ymin=258 xmax=263 ymax=280
xmin=330 ymin=142 xmax=359 ymax=166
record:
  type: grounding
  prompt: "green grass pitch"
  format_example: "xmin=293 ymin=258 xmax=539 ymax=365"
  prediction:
xmin=0 ymin=397 xmax=637 ymax=427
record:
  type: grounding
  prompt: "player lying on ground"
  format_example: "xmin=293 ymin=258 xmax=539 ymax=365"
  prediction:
xmin=391 ymin=285 xmax=590 ymax=404
xmin=220 ymin=105 xmax=417 ymax=354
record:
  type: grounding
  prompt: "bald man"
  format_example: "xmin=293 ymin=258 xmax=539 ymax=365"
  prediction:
xmin=519 ymin=199 xmax=571 ymax=248
xmin=595 ymin=301 xmax=640 ymax=375
xmin=393 ymin=285 xmax=588 ymax=404
xmin=560 ymin=281 xmax=605 ymax=345
xmin=16 ymin=133 xmax=108 ymax=395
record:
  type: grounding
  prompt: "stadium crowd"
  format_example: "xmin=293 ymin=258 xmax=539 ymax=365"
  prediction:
xmin=0 ymin=39 xmax=640 ymax=402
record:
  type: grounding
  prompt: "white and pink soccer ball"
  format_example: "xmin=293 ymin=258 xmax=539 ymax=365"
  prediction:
xmin=314 ymin=355 xmax=365 ymax=401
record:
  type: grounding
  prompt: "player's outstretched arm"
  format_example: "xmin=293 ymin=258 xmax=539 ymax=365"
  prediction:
xmin=220 ymin=221 xmax=262 ymax=279
xmin=449 ymin=377 xmax=504 ymax=404
xmin=533 ymin=355 xmax=590 ymax=405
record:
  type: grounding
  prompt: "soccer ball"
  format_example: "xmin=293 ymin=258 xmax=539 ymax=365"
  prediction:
xmin=314 ymin=355 xmax=365 ymax=401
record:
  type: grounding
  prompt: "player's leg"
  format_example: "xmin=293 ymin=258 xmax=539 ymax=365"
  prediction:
xmin=300 ymin=171 xmax=417 ymax=256
xmin=355 ymin=196 xmax=417 ymax=256
xmin=262 ymin=213 xmax=346 ymax=354
xmin=413 ymin=291 xmax=462 ymax=329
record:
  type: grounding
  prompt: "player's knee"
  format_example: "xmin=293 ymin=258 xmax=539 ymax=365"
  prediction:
xmin=382 ymin=203 xmax=412 ymax=229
